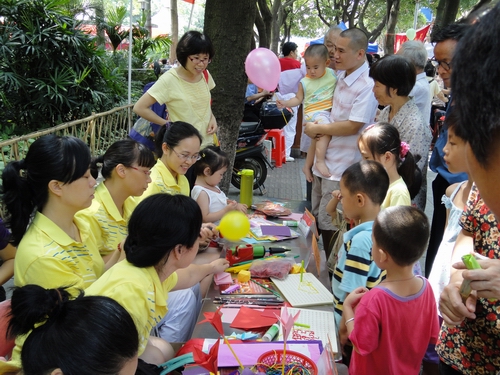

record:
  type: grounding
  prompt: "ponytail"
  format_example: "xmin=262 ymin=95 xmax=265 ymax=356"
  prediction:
xmin=401 ymin=153 xmax=422 ymax=199
xmin=90 ymin=154 xmax=105 ymax=180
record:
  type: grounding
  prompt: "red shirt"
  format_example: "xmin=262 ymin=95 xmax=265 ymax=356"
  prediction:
xmin=279 ymin=57 xmax=301 ymax=72
xmin=349 ymin=278 xmax=439 ymax=375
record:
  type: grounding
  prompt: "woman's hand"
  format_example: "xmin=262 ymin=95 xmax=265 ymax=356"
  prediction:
xmin=210 ymin=258 xmax=230 ymax=274
xmin=207 ymin=114 xmax=217 ymax=135
xmin=439 ymin=281 xmax=477 ymax=326
xmin=456 ymin=258 xmax=500 ymax=299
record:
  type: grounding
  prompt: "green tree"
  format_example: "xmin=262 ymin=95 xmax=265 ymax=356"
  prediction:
xmin=0 ymin=0 xmax=124 ymax=133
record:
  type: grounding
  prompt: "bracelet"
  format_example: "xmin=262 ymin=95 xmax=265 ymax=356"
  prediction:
xmin=345 ymin=317 xmax=355 ymax=326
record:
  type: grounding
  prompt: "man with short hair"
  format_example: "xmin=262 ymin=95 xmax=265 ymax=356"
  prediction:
xmin=279 ymin=42 xmax=301 ymax=71
xmin=424 ymin=24 xmax=470 ymax=278
xmin=397 ymin=40 xmax=432 ymax=123
xmin=304 ymin=28 xmax=378 ymax=257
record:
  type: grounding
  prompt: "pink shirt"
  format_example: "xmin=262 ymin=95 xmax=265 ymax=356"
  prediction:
xmin=349 ymin=277 xmax=439 ymax=375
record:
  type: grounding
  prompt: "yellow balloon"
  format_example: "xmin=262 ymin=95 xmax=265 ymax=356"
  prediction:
xmin=218 ymin=211 xmax=250 ymax=242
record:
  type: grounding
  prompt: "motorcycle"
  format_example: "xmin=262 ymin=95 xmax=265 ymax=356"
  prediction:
xmin=231 ymin=102 xmax=293 ymax=193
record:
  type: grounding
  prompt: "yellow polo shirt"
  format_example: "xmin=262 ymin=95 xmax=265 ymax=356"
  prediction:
xmin=14 ymin=212 xmax=104 ymax=293
xmin=10 ymin=212 xmax=104 ymax=368
xmin=86 ymin=260 xmax=178 ymax=355
xmin=136 ymin=159 xmax=189 ymax=201
xmin=76 ymin=183 xmax=137 ymax=256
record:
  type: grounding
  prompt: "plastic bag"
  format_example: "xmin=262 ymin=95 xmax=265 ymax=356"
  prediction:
xmin=249 ymin=257 xmax=296 ymax=280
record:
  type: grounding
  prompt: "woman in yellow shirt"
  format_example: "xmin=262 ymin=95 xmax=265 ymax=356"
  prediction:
xmin=1 ymin=135 xmax=122 ymax=369
xmin=138 ymin=121 xmax=203 ymax=199
xmin=76 ymin=139 xmax=155 ymax=261
xmin=87 ymin=194 xmax=229 ymax=365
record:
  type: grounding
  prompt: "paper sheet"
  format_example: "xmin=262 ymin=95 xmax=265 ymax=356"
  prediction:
xmin=278 ymin=307 xmax=338 ymax=352
xmin=271 ymin=273 xmax=334 ymax=307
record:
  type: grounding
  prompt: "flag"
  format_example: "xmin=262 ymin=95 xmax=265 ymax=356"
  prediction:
xmin=183 ymin=0 xmax=195 ymax=4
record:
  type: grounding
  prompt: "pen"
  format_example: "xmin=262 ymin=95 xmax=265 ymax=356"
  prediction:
xmin=300 ymin=260 xmax=305 ymax=282
xmin=250 ymin=279 xmax=283 ymax=299
xmin=294 ymin=322 xmax=310 ymax=328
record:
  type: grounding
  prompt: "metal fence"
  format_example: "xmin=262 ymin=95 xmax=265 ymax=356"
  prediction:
xmin=0 ymin=104 xmax=134 ymax=167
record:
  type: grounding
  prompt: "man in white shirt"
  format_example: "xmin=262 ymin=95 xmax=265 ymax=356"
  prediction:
xmin=304 ymin=28 xmax=378 ymax=258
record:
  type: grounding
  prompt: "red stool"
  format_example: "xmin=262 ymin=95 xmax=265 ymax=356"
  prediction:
xmin=265 ymin=129 xmax=286 ymax=167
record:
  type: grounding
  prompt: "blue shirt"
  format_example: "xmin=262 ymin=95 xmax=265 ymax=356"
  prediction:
xmin=429 ymin=103 xmax=467 ymax=184
xmin=332 ymin=221 xmax=383 ymax=331
xmin=245 ymin=84 xmax=258 ymax=104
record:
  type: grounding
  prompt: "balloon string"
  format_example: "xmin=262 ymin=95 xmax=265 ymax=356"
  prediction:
xmin=281 ymin=109 xmax=289 ymax=125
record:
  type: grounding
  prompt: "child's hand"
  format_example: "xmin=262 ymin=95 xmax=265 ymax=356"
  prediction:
xmin=226 ymin=200 xmax=238 ymax=212
xmin=276 ymin=99 xmax=285 ymax=109
xmin=236 ymin=203 xmax=248 ymax=213
xmin=302 ymin=165 xmax=313 ymax=182
xmin=331 ymin=190 xmax=341 ymax=201
xmin=211 ymin=258 xmax=230 ymax=274
xmin=344 ymin=287 xmax=368 ymax=308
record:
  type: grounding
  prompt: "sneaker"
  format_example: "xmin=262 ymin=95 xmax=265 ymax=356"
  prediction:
xmin=286 ymin=156 xmax=295 ymax=162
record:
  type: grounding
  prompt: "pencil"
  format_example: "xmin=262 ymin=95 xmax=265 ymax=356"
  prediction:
xmin=300 ymin=260 xmax=304 ymax=282
xmin=250 ymin=279 xmax=283 ymax=299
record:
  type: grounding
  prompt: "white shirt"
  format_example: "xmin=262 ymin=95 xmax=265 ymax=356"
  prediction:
xmin=313 ymin=62 xmax=378 ymax=181
xmin=409 ymin=72 xmax=431 ymax=125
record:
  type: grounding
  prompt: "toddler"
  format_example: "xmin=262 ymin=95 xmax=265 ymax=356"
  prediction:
xmin=192 ymin=146 xmax=247 ymax=223
xmin=342 ymin=206 xmax=439 ymax=375
xmin=276 ymin=44 xmax=337 ymax=178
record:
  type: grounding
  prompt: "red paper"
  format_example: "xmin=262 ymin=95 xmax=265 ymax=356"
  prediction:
xmin=198 ymin=307 xmax=224 ymax=336
xmin=230 ymin=306 xmax=279 ymax=330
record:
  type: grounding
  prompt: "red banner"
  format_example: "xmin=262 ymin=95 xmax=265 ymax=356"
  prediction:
xmin=182 ymin=0 xmax=195 ymax=3
xmin=394 ymin=24 xmax=431 ymax=54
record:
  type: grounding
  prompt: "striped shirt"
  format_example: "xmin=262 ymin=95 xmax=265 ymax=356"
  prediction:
xmin=301 ymin=68 xmax=337 ymax=115
xmin=332 ymin=221 xmax=384 ymax=331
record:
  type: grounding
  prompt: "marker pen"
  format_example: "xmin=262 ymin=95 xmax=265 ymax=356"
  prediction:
xmin=262 ymin=322 xmax=280 ymax=342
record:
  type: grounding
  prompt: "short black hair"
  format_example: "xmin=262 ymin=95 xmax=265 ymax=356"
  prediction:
xmin=176 ymin=30 xmax=215 ymax=69
xmin=125 ymin=194 xmax=202 ymax=268
xmin=431 ymin=22 xmax=470 ymax=44
xmin=341 ymin=160 xmax=389 ymax=205
xmin=369 ymin=55 xmax=416 ymax=97
xmin=424 ymin=60 xmax=436 ymax=77
xmin=282 ymin=42 xmax=298 ymax=57
xmin=452 ymin=3 xmax=499 ymax=166
xmin=340 ymin=28 xmax=368 ymax=52
xmin=373 ymin=206 xmax=430 ymax=266
xmin=304 ymin=44 xmax=328 ymax=60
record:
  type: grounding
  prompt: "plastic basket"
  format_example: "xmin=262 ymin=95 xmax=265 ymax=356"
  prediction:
xmin=257 ymin=350 xmax=318 ymax=374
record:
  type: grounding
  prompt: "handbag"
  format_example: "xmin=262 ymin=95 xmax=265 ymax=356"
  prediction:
xmin=327 ymin=209 xmax=348 ymax=273
xmin=129 ymin=117 xmax=160 ymax=151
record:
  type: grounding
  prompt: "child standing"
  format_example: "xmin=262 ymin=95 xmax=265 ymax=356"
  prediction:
xmin=330 ymin=160 xmax=389 ymax=332
xmin=191 ymin=146 xmax=247 ymax=223
xmin=276 ymin=44 xmax=337 ymax=178
xmin=358 ymin=122 xmax=420 ymax=208
xmin=342 ymin=206 xmax=439 ymax=375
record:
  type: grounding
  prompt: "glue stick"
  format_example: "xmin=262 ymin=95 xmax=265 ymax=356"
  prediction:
xmin=262 ymin=322 xmax=280 ymax=342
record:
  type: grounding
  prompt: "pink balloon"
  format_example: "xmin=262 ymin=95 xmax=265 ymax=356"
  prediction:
xmin=245 ymin=48 xmax=280 ymax=92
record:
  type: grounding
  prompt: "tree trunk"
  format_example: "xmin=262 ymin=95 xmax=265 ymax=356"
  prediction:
xmin=170 ymin=0 xmax=178 ymax=64
xmin=204 ymin=0 xmax=257 ymax=193
xmin=270 ymin=0 xmax=282 ymax=54
xmin=384 ymin=0 xmax=400 ymax=55
xmin=257 ymin=0 xmax=272 ymax=48
xmin=255 ymin=5 xmax=269 ymax=47
xmin=443 ymin=0 xmax=460 ymax=25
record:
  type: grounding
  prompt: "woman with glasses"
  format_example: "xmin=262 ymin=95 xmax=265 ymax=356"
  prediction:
xmin=370 ymin=55 xmax=432 ymax=213
xmin=133 ymin=30 xmax=217 ymax=150
xmin=76 ymin=139 xmax=155 ymax=262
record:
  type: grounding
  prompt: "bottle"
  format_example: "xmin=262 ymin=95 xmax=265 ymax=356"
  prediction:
xmin=262 ymin=322 xmax=280 ymax=342
xmin=283 ymin=220 xmax=298 ymax=227
xmin=239 ymin=169 xmax=254 ymax=207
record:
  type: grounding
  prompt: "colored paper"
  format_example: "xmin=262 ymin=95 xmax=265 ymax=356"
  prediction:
xmin=279 ymin=213 xmax=303 ymax=221
xmin=260 ymin=225 xmax=291 ymax=237
xmin=230 ymin=306 xmax=278 ymax=330
xmin=279 ymin=306 xmax=300 ymax=341
xmin=214 ymin=272 xmax=233 ymax=285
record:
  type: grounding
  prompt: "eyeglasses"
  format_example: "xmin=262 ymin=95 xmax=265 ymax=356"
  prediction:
xmin=430 ymin=57 xmax=451 ymax=72
xmin=188 ymin=56 xmax=211 ymax=65
xmin=171 ymin=148 xmax=201 ymax=162
xmin=129 ymin=166 xmax=151 ymax=176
